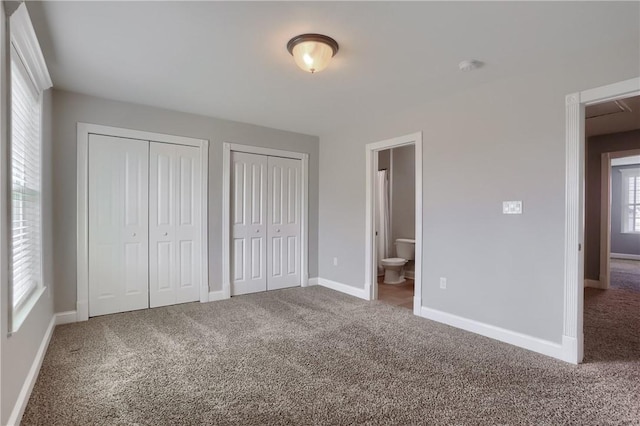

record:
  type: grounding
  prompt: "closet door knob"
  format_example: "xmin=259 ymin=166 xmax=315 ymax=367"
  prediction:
xmin=163 ymin=232 xmax=168 ymax=236
xmin=276 ymin=229 xmax=281 ymax=233
xmin=132 ymin=232 xmax=136 ymax=237
xmin=256 ymin=229 xmax=260 ymax=233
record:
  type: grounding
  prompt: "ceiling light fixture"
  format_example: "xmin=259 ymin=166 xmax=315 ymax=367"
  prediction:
xmin=287 ymin=33 xmax=339 ymax=74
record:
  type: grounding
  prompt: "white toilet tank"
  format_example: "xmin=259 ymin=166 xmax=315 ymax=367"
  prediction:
xmin=395 ymin=238 xmax=415 ymax=260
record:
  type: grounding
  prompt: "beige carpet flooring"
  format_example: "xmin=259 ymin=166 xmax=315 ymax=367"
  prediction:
xmin=23 ymin=286 xmax=640 ymax=425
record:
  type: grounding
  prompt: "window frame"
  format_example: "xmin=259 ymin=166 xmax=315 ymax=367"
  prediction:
xmin=7 ymin=3 xmax=52 ymax=333
xmin=620 ymin=167 xmax=640 ymax=235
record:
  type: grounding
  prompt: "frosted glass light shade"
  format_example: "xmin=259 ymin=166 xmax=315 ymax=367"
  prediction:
xmin=287 ymin=34 xmax=339 ymax=74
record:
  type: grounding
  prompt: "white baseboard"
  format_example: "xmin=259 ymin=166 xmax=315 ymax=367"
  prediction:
xmin=317 ymin=278 xmax=369 ymax=300
xmin=308 ymin=277 xmax=319 ymax=286
xmin=611 ymin=253 xmax=640 ymax=261
xmin=7 ymin=316 xmax=56 ymax=426
xmin=208 ymin=290 xmax=229 ymax=302
xmin=54 ymin=311 xmax=77 ymax=325
xmin=584 ymin=279 xmax=607 ymax=289
xmin=419 ymin=306 xmax=565 ymax=361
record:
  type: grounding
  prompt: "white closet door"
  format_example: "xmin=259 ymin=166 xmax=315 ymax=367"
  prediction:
xmin=149 ymin=142 xmax=202 ymax=308
xmin=88 ymin=134 xmax=149 ymax=317
xmin=230 ymin=152 xmax=267 ymax=295
xmin=267 ymin=156 xmax=302 ymax=290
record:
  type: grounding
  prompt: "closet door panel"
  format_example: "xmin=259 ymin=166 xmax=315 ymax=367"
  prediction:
xmin=174 ymin=145 xmax=201 ymax=303
xmin=149 ymin=143 xmax=202 ymax=307
xmin=88 ymin=134 xmax=149 ymax=317
xmin=267 ymin=156 xmax=301 ymax=290
xmin=149 ymin=143 xmax=177 ymax=307
xmin=231 ymin=152 xmax=267 ymax=295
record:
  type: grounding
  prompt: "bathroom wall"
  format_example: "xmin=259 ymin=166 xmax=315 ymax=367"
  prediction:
xmin=391 ymin=145 xmax=415 ymax=244
xmin=610 ymin=163 xmax=640 ymax=256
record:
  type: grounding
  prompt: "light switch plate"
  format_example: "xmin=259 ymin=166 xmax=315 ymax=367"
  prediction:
xmin=503 ymin=201 xmax=523 ymax=214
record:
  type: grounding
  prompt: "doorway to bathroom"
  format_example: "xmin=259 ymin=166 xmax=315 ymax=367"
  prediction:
xmin=365 ymin=132 xmax=423 ymax=315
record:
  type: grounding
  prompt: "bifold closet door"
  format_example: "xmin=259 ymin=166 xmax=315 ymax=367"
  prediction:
xmin=267 ymin=156 xmax=302 ymax=290
xmin=149 ymin=142 xmax=202 ymax=308
xmin=88 ymin=134 xmax=149 ymax=317
xmin=230 ymin=152 xmax=268 ymax=295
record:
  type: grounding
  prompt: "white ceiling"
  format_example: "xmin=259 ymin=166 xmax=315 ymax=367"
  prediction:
xmin=27 ymin=1 xmax=640 ymax=137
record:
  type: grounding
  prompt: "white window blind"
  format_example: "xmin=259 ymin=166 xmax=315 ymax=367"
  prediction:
xmin=10 ymin=45 xmax=42 ymax=310
xmin=622 ymin=168 xmax=640 ymax=233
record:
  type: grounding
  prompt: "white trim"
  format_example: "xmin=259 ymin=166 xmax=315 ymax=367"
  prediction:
xmin=221 ymin=142 xmax=310 ymax=298
xmin=225 ymin=143 xmax=307 ymax=160
xmin=10 ymin=287 xmax=45 ymax=335
xmin=564 ymin=77 xmax=640 ymax=364
xmin=611 ymin=156 xmax=640 ymax=167
xmin=301 ymin=153 xmax=309 ymax=287
xmin=599 ymin=153 xmax=611 ymax=290
xmin=308 ymin=277 xmax=319 ymax=286
xmin=208 ymin=290 xmax=228 ymax=302
xmin=9 ymin=4 xmax=52 ymax=92
xmin=199 ymin=141 xmax=210 ymax=303
xmin=365 ymin=132 xmax=423 ymax=315
xmin=6 ymin=316 xmax=55 ymax=426
xmin=317 ymin=278 xmax=369 ymax=300
xmin=611 ymin=253 xmax=640 ymax=261
xmin=54 ymin=311 xmax=77 ymax=325
xmin=221 ymin=144 xmax=231 ymax=299
xmin=562 ymin=335 xmax=579 ymax=365
xmin=76 ymin=123 xmax=209 ymax=321
xmin=419 ymin=307 xmax=568 ymax=362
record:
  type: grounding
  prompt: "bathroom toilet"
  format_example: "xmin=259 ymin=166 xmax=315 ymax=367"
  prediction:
xmin=381 ymin=238 xmax=415 ymax=284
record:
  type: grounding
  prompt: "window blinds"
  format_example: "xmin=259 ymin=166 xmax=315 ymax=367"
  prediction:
xmin=10 ymin=45 xmax=42 ymax=309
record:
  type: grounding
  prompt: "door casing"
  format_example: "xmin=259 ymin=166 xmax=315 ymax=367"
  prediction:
xmin=364 ymin=132 xmax=423 ymax=314
xmin=563 ymin=77 xmax=640 ymax=364
xmin=222 ymin=143 xmax=309 ymax=299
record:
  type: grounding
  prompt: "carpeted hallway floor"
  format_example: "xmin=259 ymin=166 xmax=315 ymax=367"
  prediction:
xmin=610 ymin=259 xmax=640 ymax=292
xmin=23 ymin=286 xmax=640 ymax=425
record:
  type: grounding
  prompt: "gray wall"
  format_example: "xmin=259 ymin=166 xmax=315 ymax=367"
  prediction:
xmin=391 ymin=145 xmax=415 ymax=244
xmin=610 ymin=164 xmax=640 ymax=256
xmin=585 ymin=130 xmax=640 ymax=280
xmin=318 ymin=44 xmax=639 ymax=344
xmin=51 ymin=89 xmax=319 ymax=313
xmin=1 ymin=4 xmax=55 ymax=422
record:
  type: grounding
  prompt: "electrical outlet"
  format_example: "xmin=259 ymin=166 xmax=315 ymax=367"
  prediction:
xmin=333 ymin=257 xmax=338 ymax=266
xmin=502 ymin=201 xmax=523 ymax=215
xmin=440 ymin=277 xmax=447 ymax=289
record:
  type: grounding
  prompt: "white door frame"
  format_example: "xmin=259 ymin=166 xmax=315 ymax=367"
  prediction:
xmin=595 ymin=149 xmax=640 ymax=290
xmin=77 ymin=123 xmax=209 ymax=322
xmin=222 ymin=142 xmax=309 ymax=298
xmin=564 ymin=77 xmax=640 ymax=363
xmin=365 ymin=132 xmax=423 ymax=315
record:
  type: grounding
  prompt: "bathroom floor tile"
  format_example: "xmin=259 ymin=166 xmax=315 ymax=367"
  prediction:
xmin=377 ymin=277 xmax=414 ymax=310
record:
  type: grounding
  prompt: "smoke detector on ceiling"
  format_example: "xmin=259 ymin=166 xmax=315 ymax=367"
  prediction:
xmin=458 ymin=60 xmax=483 ymax=72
